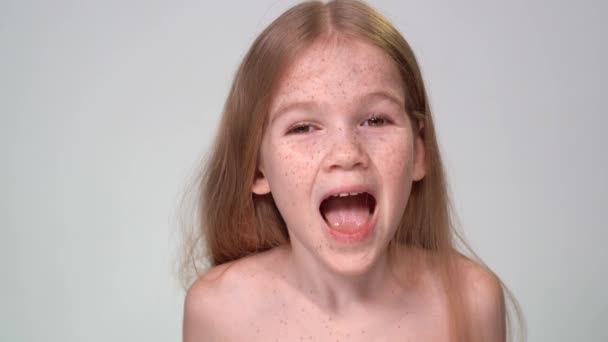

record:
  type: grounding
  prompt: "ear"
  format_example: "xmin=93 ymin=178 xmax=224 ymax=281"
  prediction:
xmin=252 ymin=167 xmax=270 ymax=195
xmin=412 ymin=119 xmax=426 ymax=181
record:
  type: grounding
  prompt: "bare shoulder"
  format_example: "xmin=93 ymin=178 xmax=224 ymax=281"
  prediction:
xmin=182 ymin=247 xmax=289 ymax=341
xmin=182 ymin=260 xmax=235 ymax=341
xmin=455 ymin=254 xmax=507 ymax=341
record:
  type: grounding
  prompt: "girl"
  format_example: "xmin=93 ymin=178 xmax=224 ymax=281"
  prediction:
xmin=180 ymin=0 xmax=524 ymax=341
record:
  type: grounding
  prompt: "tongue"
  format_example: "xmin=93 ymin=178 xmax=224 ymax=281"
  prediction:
xmin=321 ymin=194 xmax=370 ymax=233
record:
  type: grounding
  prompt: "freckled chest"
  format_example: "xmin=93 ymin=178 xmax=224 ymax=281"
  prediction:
xmin=220 ymin=281 xmax=450 ymax=342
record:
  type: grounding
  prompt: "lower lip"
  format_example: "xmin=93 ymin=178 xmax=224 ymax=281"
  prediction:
xmin=324 ymin=208 xmax=378 ymax=244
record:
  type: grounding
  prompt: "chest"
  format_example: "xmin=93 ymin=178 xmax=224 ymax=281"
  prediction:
xmin=216 ymin=291 xmax=451 ymax=341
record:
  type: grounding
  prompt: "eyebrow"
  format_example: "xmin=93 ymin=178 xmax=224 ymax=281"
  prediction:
xmin=269 ymin=90 xmax=405 ymax=125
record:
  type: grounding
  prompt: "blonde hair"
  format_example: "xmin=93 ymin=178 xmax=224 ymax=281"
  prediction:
xmin=178 ymin=0 xmax=525 ymax=340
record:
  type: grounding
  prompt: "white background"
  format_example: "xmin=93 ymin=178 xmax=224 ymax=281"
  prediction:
xmin=2 ymin=0 xmax=606 ymax=341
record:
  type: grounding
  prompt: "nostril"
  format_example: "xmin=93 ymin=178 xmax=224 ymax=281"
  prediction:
xmin=324 ymin=142 xmax=369 ymax=171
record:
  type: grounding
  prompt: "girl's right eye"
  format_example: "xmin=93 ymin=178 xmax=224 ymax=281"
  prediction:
xmin=287 ymin=124 xmax=316 ymax=135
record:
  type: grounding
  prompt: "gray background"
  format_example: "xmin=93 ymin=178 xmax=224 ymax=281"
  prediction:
xmin=2 ymin=0 xmax=606 ymax=341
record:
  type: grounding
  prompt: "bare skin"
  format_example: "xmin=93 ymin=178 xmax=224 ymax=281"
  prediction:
xmin=184 ymin=36 xmax=505 ymax=341
xmin=183 ymin=245 xmax=506 ymax=341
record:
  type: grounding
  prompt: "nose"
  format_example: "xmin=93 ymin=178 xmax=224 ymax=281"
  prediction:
xmin=322 ymin=128 xmax=370 ymax=172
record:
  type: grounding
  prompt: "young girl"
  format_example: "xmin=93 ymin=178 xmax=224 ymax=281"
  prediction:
xmin=180 ymin=0 xmax=524 ymax=341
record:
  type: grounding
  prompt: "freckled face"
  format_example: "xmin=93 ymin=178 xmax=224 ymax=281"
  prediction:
xmin=252 ymin=37 xmax=425 ymax=274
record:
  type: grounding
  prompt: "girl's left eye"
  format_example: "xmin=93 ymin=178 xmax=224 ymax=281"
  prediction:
xmin=286 ymin=124 xmax=316 ymax=135
xmin=362 ymin=114 xmax=391 ymax=127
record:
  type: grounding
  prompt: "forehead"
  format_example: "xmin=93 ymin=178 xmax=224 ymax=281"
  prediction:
xmin=269 ymin=36 xmax=405 ymax=115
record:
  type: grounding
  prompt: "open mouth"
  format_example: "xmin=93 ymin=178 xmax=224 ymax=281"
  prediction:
xmin=319 ymin=192 xmax=377 ymax=234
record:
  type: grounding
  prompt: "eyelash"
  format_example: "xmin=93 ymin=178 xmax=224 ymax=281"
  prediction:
xmin=286 ymin=114 xmax=392 ymax=135
xmin=286 ymin=123 xmax=317 ymax=135
xmin=362 ymin=114 xmax=392 ymax=127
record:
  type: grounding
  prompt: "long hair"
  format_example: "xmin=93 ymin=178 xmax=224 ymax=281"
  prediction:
xmin=178 ymin=1 xmax=525 ymax=340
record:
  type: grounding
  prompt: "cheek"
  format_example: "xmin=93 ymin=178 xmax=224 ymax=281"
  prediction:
xmin=267 ymin=139 xmax=323 ymax=191
xmin=263 ymin=139 xmax=324 ymax=230
xmin=366 ymin=131 xmax=414 ymax=180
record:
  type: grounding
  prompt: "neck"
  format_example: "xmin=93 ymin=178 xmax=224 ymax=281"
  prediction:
xmin=283 ymin=242 xmax=402 ymax=316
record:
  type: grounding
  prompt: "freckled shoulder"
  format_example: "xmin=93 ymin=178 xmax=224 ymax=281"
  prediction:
xmin=455 ymin=255 xmax=507 ymax=342
xmin=183 ymin=247 xmax=290 ymax=341
xmin=183 ymin=259 xmax=244 ymax=341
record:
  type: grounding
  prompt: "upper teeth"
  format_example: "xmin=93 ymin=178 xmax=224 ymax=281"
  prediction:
xmin=332 ymin=192 xmax=362 ymax=197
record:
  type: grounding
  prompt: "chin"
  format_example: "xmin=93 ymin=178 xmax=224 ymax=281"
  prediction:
xmin=316 ymin=202 xmax=394 ymax=276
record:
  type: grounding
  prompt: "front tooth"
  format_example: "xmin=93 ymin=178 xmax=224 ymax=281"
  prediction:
xmin=331 ymin=192 xmax=362 ymax=198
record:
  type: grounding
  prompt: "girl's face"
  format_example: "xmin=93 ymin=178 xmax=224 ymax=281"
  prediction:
xmin=252 ymin=36 xmax=426 ymax=274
